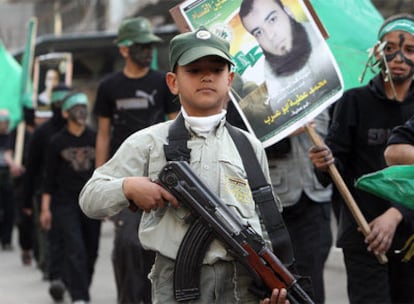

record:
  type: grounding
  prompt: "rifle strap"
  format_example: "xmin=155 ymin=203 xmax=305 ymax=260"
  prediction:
xmin=164 ymin=114 xmax=294 ymax=265
xmin=164 ymin=113 xmax=191 ymax=162
xmin=225 ymin=123 xmax=294 ymax=266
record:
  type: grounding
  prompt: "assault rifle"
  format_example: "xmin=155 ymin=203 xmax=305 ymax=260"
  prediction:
xmin=158 ymin=161 xmax=314 ymax=303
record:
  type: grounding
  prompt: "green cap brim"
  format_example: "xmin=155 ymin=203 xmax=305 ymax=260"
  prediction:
xmin=117 ymin=34 xmax=162 ymax=46
xmin=177 ymin=46 xmax=234 ymax=67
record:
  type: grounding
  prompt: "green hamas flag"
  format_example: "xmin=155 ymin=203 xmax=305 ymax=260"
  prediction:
xmin=355 ymin=165 xmax=414 ymax=210
xmin=311 ymin=0 xmax=384 ymax=90
xmin=0 ymin=39 xmax=22 ymax=128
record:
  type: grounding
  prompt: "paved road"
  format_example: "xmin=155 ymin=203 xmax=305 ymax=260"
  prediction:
xmin=0 ymin=220 xmax=348 ymax=304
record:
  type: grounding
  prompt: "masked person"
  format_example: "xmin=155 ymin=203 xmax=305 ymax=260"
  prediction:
xmin=4 ymin=107 xmax=36 ymax=265
xmin=40 ymin=92 xmax=101 ymax=304
xmin=0 ymin=109 xmax=14 ymax=250
xmin=23 ymin=84 xmax=71 ymax=298
xmin=308 ymin=14 xmax=414 ymax=303
xmin=93 ymin=16 xmax=179 ymax=304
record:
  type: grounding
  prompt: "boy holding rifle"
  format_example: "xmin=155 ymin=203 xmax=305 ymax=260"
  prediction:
xmin=80 ymin=27 xmax=302 ymax=303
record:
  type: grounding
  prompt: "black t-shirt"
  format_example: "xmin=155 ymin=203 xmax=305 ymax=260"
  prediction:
xmin=44 ymin=127 xmax=96 ymax=204
xmin=93 ymin=70 xmax=179 ymax=154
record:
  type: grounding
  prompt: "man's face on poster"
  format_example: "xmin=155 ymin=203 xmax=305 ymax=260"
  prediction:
xmin=241 ymin=0 xmax=292 ymax=56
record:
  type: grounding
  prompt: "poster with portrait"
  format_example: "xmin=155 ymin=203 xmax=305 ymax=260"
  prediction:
xmin=170 ymin=0 xmax=343 ymax=147
xmin=32 ymin=52 xmax=73 ymax=115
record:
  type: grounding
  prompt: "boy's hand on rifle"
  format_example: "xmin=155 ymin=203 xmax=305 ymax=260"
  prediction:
xmin=123 ymin=176 xmax=179 ymax=212
xmin=261 ymin=288 xmax=289 ymax=304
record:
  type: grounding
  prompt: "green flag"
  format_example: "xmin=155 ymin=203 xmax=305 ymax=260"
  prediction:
xmin=0 ymin=39 xmax=22 ymax=128
xmin=19 ymin=18 xmax=37 ymax=109
xmin=355 ymin=165 xmax=414 ymax=210
xmin=311 ymin=0 xmax=384 ymax=90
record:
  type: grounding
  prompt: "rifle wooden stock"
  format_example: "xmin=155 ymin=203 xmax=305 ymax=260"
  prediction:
xmin=158 ymin=161 xmax=314 ymax=303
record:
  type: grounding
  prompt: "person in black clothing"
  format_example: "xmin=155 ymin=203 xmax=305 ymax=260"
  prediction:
xmin=384 ymin=116 xmax=414 ymax=234
xmin=0 ymin=109 xmax=14 ymax=250
xmin=385 ymin=115 xmax=414 ymax=165
xmin=40 ymin=92 xmax=101 ymax=304
xmin=93 ymin=16 xmax=179 ymax=304
xmin=23 ymin=84 xmax=71 ymax=297
xmin=309 ymin=14 xmax=414 ymax=303
xmin=4 ymin=107 xmax=36 ymax=265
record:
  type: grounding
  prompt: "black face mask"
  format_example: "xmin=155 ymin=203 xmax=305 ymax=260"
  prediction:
xmin=128 ymin=43 xmax=154 ymax=67
xmin=383 ymin=34 xmax=414 ymax=83
xmin=68 ymin=105 xmax=87 ymax=125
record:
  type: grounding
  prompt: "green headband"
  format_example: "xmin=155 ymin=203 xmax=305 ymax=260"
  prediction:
xmin=62 ymin=93 xmax=88 ymax=111
xmin=378 ymin=18 xmax=414 ymax=40
xmin=51 ymin=90 xmax=70 ymax=103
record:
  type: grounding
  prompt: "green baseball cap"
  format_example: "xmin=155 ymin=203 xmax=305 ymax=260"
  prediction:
xmin=169 ymin=27 xmax=234 ymax=71
xmin=62 ymin=92 xmax=88 ymax=111
xmin=116 ymin=17 xmax=162 ymax=46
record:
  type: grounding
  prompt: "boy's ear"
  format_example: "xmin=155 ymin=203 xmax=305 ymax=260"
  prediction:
xmin=227 ymin=71 xmax=235 ymax=90
xmin=166 ymin=72 xmax=179 ymax=95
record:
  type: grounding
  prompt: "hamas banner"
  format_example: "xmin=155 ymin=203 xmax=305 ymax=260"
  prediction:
xmin=170 ymin=0 xmax=344 ymax=147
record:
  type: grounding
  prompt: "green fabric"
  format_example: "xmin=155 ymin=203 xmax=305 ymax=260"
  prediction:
xmin=311 ymin=0 xmax=384 ymax=90
xmin=51 ymin=89 xmax=70 ymax=103
xmin=19 ymin=18 xmax=36 ymax=109
xmin=378 ymin=18 xmax=414 ymax=40
xmin=355 ymin=165 xmax=414 ymax=210
xmin=0 ymin=40 xmax=22 ymax=129
xmin=62 ymin=92 xmax=88 ymax=111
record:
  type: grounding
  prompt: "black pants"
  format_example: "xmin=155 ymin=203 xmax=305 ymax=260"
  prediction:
xmin=13 ymin=177 xmax=33 ymax=251
xmin=343 ymin=246 xmax=414 ymax=304
xmin=282 ymin=193 xmax=332 ymax=304
xmin=49 ymin=202 xmax=101 ymax=302
xmin=0 ymin=169 xmax=14 ymax=246
xmin=111 ymin=208 xmax=155 ymax=304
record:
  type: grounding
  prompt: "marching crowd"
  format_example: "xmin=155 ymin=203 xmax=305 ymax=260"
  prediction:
xmin=1 ymin=5 xmax=414 ymax=304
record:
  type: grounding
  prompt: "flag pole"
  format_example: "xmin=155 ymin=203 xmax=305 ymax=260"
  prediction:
xmin=14 ymin=17 xmax=38 ymax=166
xmin=305 ymin=124 xmax=388 ymax=264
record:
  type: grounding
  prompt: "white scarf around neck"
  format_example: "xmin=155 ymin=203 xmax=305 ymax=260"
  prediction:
xmin=181 ymin=107 xmax=227 ymax=135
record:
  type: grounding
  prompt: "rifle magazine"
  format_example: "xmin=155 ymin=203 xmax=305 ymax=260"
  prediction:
xmin=174 ymin=218 xmax=214 ymax=302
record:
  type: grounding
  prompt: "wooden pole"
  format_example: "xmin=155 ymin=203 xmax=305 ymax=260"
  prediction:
xmin=14 ymin=17 xmax=38 ymax=166
xmin=305 ymin=124 xmax=388 ymax=264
